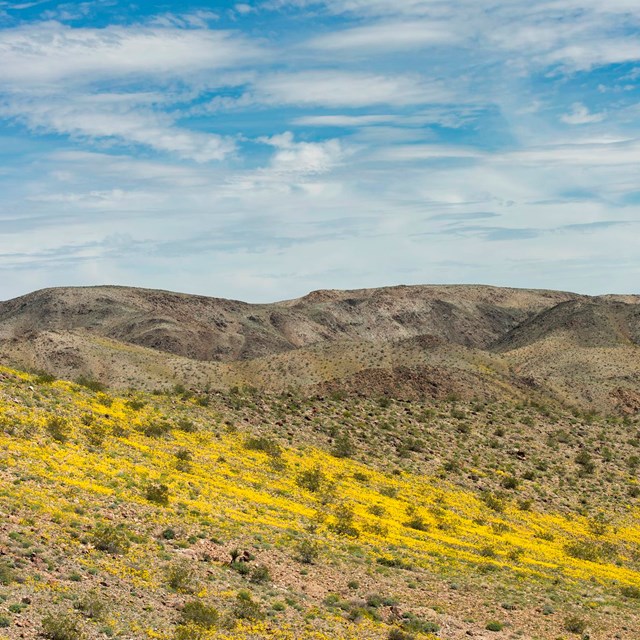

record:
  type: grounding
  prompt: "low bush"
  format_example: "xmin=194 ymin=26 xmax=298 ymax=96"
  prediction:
xmin=181 ymin=600 xmax=219 ymax=629
xmin=41 ymin=612 xmax=84 ymax=640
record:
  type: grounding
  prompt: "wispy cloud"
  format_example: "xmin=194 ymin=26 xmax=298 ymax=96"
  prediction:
xmin=0 ymin=2 xmax=639 ymax=300
xmin=0 ymin=22 xmax=263 ymax=86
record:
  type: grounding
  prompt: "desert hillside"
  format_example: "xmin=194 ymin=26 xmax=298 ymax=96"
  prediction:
xmin=0 ymin=365 xmax=637 ymax=640
xmin=0 ymin=284 xmax=639 ymax=413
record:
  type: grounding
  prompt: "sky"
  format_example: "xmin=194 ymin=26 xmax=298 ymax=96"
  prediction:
xmin=0 ymin=0 xmax=639 ymax=302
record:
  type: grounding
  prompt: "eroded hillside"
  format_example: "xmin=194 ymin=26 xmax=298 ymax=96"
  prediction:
xmin=0 ymin=285 xmax=639 ymax=412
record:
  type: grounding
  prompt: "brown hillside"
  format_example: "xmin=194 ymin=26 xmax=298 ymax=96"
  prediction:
xmin=1 ymin=284 xmax=639 ymax=413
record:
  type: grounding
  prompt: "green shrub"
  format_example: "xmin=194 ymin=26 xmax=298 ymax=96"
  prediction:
xmin=331 ymin=504 xmax=359 ymax=537
xmin=143 ymin=421 xmax=172 ymax=438
xmin=244 ymin=436 xmax=281 ymax=458
xmin=35 ymin=371 xmax=56 ymax=384
xmin=92 ymin=524 xmax=130 ymax=555
xmin=74 ymin=591 xmax=106 ymax=620
xmin=173 ymin=624 xmax=205 ymax=640
xmin=166 ymin=560 xmax=195 ymax=592
xmin=125 ymin=399 xmax=146 ymax=411
xmin=564 ymin=540 xmax=616 ymax=563
xmin=295 ymin=539 xmax=319 ymax=564
xmin=181 ymin=600 xmax=219 ymax=629
xmin=332 ymin=433 xmax=354 ymax=458
xmin=575 ymin=450 xmax=595 ymax=475
xmin=388 ymin=630 xmax=415 ymax=640
xmin=46 ymin=416 xmax=69 ymax=443
xmin=564 ymin=615 xmax=587 ymax=634
xmin=41 ymin=612 xmax=84 ymax=640
xmin=621 ymin=585 xmax=640 ymax=599
xmin=401 ymin=613 xmax=440 ymax=634
xmin=404 ymin=516 xmax=429 ymax=532
xmin=145 ymin=482 xmax=170 ymax=505
xmin=0 ymin=559 xmax=14 ymax=585
xmin=75 ymin=376 xmax=105 ymax=393
xmin=249 ymin=565 xmax=271 ymax=584
xmin=296 ymin=467 xmax=326 ymax=493
xmin=233 ymin=590 xmax=263 ymax=621
xmin=486 ymin=621 xmax=504 ymax=631
xmin=481 ymin=492 xmax=506 ymax=513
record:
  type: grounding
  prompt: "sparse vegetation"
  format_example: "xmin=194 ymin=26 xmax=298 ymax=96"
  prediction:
xmin=0 ymin=362 xmax=637 ymax=639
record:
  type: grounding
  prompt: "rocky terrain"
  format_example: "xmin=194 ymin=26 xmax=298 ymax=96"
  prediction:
xmin=0 ymin=284 xmax=638 ymax=640
xmin=0 ymin=284 xmax=639 ymax=413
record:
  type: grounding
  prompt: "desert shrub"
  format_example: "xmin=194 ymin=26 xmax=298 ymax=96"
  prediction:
xmin=85 ymin=421 xmax=107 ymax=447
xmin=231 ymin=561 xmax=251 ymax=577
xmin=92 ymin=524 xmax=130 ymax=555
xmin=249 ymin=565 xmax=271 ymax=584
xmin=332 ymin=433 xmax=354 ymax=458
xmin=331 ymin=504 xmax=359 ymax=537
xmin=502 ymin=475 xmax=519 ymax=490
xmin=0 ymin=616 xmax=9 ymax=628
xmin=388 ymin=630 xmax=415 ymax=640
xmin=177 ymin=419 xmax=197 ymax=433
xmin=233 ymin=590 xmax=263 ymax=621
xmin=295 ymin=539 xmax=319 ymax=564
xmin=125 ymin=399 xmax=145 ymax=411
xmin=41 ymin=612 xmax=84 ymax=640
xmin=145 ymin=482 xmax=170 ymax=505
xmin=143 ymin=421 xmax=172 ymax=438
xmin=35 ymin=371 xmax=56 ymax=384
xmin=181 ymin=600 xmax=219 ymax=628
xmin=174 ymin=625 xmax=205 ymax=640
xmin=244 ymin=436 xmax=281 ymax=458
xmin=175 ymin=448 xmax=192 ymax=461
xmin=0 ymin=559 xmax=14 ymax=585
xmin=376 ymin=556 xmax=412 ymax=570
xmin=401 ymin=613 xmax=439 ymax=634
xmin=379 ymin=485 xmax=399 ymax=498
xmin=46 ymin=416 xmax=70 ymax=443
xmin=587 ymin=512 xmax=610 ymax=536
xmin=174 ymin=448 xmax=193 ymax=472
xmin=620 ymin=585 xmax=640 ymax=599
xmin=564 ymin=615 xmax=587 ymax=634
xmin=74 ymin=591 xmax=106 ymax=620
xmin=486 ymin=621 xmax=504 ymax=631
xmin=75 ymin=376 xmax=104 ymax=393
xmin=575 ymin=450 xmax=595 ymax=475
xmin=481 ymin=491 xmax=506 ymax=513
xmin=296 ymin=467 xmax=326 ymax=493
xmin=404 ymin=515 xmax=429 ymax=532
xmin=166 ymin=560 xmax=195 ymax=592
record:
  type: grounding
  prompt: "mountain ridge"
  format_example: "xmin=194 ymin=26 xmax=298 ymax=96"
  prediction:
xmin=0 ymin=283 xmax=638 ymax=413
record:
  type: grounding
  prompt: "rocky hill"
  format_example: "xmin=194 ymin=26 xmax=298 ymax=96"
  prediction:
xmin=0 ymin=284 xmax=639 ymax=413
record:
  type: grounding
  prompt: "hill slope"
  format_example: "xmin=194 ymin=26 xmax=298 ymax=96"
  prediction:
xmin=0 ymin=284 xmax=639 ymax=413
xmin=0 ymin=365 xmax=638 ymax=639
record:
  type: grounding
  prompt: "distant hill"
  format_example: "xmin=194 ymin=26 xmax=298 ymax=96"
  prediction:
xmin=0 ymin=284 xmax=639 ymax=412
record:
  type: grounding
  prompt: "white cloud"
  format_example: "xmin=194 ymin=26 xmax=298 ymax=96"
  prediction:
xmin=561 ymin=103 xmax=605 ymax=125
xmin=0 ymin=21 xmax=263 ymax=87
xmin=253 ymin=71 xmax=450 ymax=107
xmin=308 ymin=20 xmax=458 ymax=51
xmin=0 ymin=94 xmax=235 ymax=162
xmin=292 ymin=114 xmax=397 ymax=126
xmin=259 ymin=131 xmax=345 ymax=174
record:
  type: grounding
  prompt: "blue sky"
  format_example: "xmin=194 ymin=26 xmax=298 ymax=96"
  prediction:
xmin=1 ymin=0 xmax=639 ymax=301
